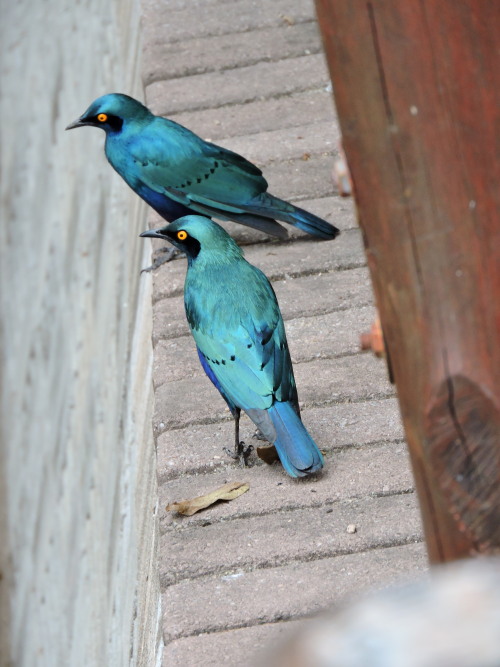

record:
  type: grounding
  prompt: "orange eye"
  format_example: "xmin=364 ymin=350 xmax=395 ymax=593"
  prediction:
xmin=97 ymin=113 xmax=108 ymax=123
xmin=177 ymin=230 xmax=188 ymax=241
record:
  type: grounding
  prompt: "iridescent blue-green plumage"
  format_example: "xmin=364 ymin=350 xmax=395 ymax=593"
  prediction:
xmin=66 ymin=93 xmax=340 ymax=241
xmin=141 ymin=215 xmax=324 ymax=478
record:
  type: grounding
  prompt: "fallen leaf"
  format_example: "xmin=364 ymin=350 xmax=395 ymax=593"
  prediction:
xmin=166 ymin=481 xmax=249 ymax=516
xmin=256 ymin=444 xmax=280 ymax=465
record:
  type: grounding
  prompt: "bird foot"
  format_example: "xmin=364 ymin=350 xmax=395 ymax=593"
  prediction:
xmin=223 ymin=441 xmax=254 ymax=467
xmin=141 ymin=246 xmax=180 ymax=272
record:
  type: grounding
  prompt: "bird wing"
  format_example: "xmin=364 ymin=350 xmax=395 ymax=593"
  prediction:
xmin=127 ymin=117 xmax=269 ymax=205
xmin=186 ymin=264 xmax=296 ymax=411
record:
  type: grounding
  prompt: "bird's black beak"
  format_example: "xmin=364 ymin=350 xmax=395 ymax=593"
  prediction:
xmin=65 ymin=118 xmax=87 ymax=130
xmin=140 ymin=230 xmax=169 ymax=240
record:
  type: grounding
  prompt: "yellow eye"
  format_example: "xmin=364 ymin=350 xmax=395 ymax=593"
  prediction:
xmin=177 ymin=230 xmax=188 ymax=241
xmin=97 ymin=113 xmax=108 ymax=123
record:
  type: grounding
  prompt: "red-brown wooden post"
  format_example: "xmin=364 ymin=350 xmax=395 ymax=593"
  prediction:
xmin=315 ymin=1 xmax=500 ymax=563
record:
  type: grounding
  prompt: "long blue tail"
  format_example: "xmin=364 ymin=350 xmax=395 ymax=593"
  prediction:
xmin=268 ymin=402 xmax=324 ymax=478
xmin=222 ymin=193 xmax=340 ymax=240
xmin=276 ymin=200 xmax=340 ymax=239
xmin=253 ymin=193 xmax=340 ymax=240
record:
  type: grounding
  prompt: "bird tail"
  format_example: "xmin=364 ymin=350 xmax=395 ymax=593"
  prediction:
xmin=268 ymin=401 xmax=324 ymax=477
xmin=248 ymin=193 xmax=340 ymax=240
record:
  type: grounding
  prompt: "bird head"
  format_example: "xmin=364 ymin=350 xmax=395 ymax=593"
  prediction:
xmin=140 ymin=216 xmax=243 ymax=264
xmin=65 ymin=93 xmax=151 ymax=133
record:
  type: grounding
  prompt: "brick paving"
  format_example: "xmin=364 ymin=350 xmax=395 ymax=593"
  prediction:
xmin=141 ymin=1 xmax=427 ymax=664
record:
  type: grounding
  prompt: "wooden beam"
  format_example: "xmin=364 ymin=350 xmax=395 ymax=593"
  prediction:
xmin=315 ymin=0 xmax=500 ymax=562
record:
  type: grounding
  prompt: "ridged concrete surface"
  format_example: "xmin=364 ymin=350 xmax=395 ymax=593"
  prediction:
xmin=141 ymin=1 xmax=427 ymax=664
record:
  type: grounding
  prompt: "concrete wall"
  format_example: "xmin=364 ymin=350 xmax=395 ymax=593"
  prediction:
xmin=0 ymin=1 xmax=161 ymax=665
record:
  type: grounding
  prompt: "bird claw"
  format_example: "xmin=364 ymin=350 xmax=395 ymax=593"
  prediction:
xmin=252 ymin=428 xmax=268 ymax=441
xmin=223 ymin=441 xmax=254 ymax=467
xmin=141 ymin=246 xmax=180 ymax=272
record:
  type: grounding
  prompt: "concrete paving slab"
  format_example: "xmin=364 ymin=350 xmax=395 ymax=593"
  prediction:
xmin=164 ymin=89 xmax=336 ymax=140
xmin=158 ymin=440 xmax=414 ymax=527
xmin=262 ymin=153 xmax=338 ymax=200
xmin=160 ymin=493 xmax=421 ymax=585
xmin=214 ymin=230 xmax=365 ymax=279
xmin=141 ymin=0 xmax=427 ymax=661
xmin=143 ymin=0 xmax=318 ymax=45
xmin=152 ymin=235 xmax=367 ymax=302
xmin=145 ymin=196 xmax=356 ymax=257
xmin=151 ymin=268 xmax=374 ymax=342
xmin=144 ymin=22 xmax=322 ymax=85
xmin=162 ymin=620 xmax=304 ymax=667
xmin=154 ymin=353 xmax=394 ymax=431
xmin=213 ymin=121 xmax=339 ymax=166
xmin=162 ymin=542 xmax=427 ymax=641
xmin=153 ymin=305 xmax=376 ymax=380
xmin=146 ymin=54 xmax=329 ymax=114
xmin=156 ymin=397 xmax=406 ymax=480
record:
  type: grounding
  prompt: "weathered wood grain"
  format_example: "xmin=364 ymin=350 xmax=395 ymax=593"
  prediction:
xmin=316 ymin=0 xmax=500 ymax=561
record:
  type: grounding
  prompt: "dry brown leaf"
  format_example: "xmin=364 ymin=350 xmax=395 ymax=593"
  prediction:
xmin=256 ymin=444 xmax=280 ymax=465
xmin=166 ymin=481 xmax=249 ymax=516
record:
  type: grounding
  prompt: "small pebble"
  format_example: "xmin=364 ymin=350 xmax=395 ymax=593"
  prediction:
xmin=346 ymin=524 xmax=357 ymax=534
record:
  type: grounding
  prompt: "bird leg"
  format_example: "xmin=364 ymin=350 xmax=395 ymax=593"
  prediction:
xmin=141 ymin=245 xmax=180 ymax=272
xmin=223 ymin=409 xmax=253 ymax=467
